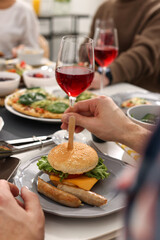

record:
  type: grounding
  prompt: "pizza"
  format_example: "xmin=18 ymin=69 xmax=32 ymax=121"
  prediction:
xmin=121 ymin=97 xmax=151 ymax=108
xmin=7 ymin=88 xmax=97 ymax=119
xmin=7 ymin=88 xmax=70 ymax=119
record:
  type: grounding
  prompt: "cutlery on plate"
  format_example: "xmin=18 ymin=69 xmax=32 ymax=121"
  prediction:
xmin=0 ymin=136 xmax=55 ymax=159
xmin=6 ymin=134 xmax=53 ymax=145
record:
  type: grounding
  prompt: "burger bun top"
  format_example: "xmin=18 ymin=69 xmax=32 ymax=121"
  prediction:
xmin=48 ymin=142 xmax=98 ymax=174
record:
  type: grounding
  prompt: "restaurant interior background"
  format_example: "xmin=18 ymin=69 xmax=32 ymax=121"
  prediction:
xmin=22 ymin=0 xmax=105 ymax=61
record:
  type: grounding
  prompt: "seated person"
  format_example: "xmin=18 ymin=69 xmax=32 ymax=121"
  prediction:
xmin=0 ymin=0 xmax=39 ymax=59
xmin=89 ymin=0 xmax=160 ymax=92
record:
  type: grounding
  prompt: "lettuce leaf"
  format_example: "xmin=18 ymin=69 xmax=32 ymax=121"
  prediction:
xmin=37 ymin=156 xmax=68 ymax=181
xmin=85 ymin=157 xmax=110 ymax=180
xmin=37 ymin=156 xmax=110 ymax=181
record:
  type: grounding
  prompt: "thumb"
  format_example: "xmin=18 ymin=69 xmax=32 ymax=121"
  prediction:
xmin=62 ymin=112 xmax=95 ymax=131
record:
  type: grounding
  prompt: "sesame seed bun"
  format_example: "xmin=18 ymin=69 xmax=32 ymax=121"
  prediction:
xmin=48 ymin=142 xmax=98 ymax=174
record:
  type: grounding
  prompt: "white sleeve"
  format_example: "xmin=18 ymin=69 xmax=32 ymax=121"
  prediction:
xmin=20 ymin=6 xmax=40 ymax=48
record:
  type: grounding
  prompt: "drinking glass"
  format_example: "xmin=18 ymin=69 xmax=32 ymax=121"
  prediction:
xmin=94 ymin=19 xmax=118 ymax=93
xmin=52 ymin=35 xmax=95 ymax=144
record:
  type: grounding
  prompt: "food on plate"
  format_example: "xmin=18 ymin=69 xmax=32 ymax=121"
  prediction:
xmin=37 ymin=142 xmax=109 ymax=191
xmin=75 ymin=90 xmax=97 ymax=102
xmin=5 ymin=60 xmax=32 ymax=76
xmin=28 ymin=73 xmax=50 ymax=78
xmin=37 ymin=177 xmax=81 ymax=208
xmin=0 ymin=78 xmax=14 ymax=81
xmin=37 ymin=142 xmax=109 ymax=207
xmin=121 ymin=97 xmax=151 ymax=108
xmin=7 ymin=88 xmax=97 ymax=119
xmin=141 ymin=113 xmax=159 ymax=124
xmin=57 ymin=183 xmax=107 ymax=206
xmin=7 ymin=87 xmax=70 ymax=119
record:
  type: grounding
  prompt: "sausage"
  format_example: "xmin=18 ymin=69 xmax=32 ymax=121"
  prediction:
xmin=37 ymin=177 xmax=81 ymax=208
xmin=57 ymin=184 xmax=107 ymax=207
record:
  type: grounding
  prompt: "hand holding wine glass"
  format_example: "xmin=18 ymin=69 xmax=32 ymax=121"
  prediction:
xmin=53 ymin=35 xmax=95 ymax=144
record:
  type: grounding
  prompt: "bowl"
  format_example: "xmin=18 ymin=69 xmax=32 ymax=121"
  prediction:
xmin=0 ymin=72 xmax=20 ymax=97
xmin=23 ymin=68 xmax=56 ymax=88
xmin=17 ymin=47 xmax=44 ymax=66
xmin=127 ymin=104 xmax=160 ymax=131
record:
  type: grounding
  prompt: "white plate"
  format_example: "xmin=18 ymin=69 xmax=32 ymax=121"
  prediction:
xmin=13 ymin=150 xmax=125 ymax=218
xmin=111 ymin=91 xmax=160 ymax=108
xmin=6 ymin=58 xmax=56 ymax=68
xmin=4 ymin=89 xmax=62 ymax=123
xmin=0 ymin=117 xmax=4 ymax=131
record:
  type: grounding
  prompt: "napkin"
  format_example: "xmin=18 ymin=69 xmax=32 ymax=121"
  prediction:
xmin=0 ymin=117 xmax=4 ymax=131
xmin=116 ymin=142 xmax=141 ymax=164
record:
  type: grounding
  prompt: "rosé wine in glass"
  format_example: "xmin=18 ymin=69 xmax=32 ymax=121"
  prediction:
xmin=52 ymin=35 xmax=95 ymax=144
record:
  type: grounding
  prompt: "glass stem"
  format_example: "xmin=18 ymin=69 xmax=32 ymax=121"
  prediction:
xmin=69 ymin=96 xmax=76 ymax=107
xmin=64 ymin=96 xmax=76 ymax=140
xmin=100 ymin=67 xmax=106 ymax=95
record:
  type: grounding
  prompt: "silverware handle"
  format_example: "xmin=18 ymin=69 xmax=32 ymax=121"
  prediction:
xmin=7 ymin=135 xmax=51 ymax=145
xmin=12 ymin=139 xmax=54 ymax=154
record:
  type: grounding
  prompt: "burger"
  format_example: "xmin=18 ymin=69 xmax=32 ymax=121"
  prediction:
xmin=37 ymin=142 xmax=109 ymax=191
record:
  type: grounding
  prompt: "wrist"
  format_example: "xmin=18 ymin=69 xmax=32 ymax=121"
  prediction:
xmin=97 ymin=67 xmax=113 ymax=86
xmin=121 ymin=121 xmax=151 ymax=153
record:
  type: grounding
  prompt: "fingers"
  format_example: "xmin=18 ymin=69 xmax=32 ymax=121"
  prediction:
xmin=62 ymin=112 xmax=93 ymax=130
xmin=0 ymin=180 xmax=19 ymax=197
xmin=21 ymin=187 xmax=43 ymax=215
xmin=65 ymin=98 xmax=95 ymax=114
xmin=8 ymin=182 xmax=20 ymax=197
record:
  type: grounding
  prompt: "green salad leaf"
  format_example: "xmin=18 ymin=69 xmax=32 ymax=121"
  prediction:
xmin=76 ymin=91 xmax=95 ymax=102
xmin=85 ymin=157 xmax=110 ymax=180
xmin=37 ymin=156 xmax=68 ymax=181
xmin=18 ymin=92 xmax=46 ymax=105
xmin=31 ymin=99 xmax=52 ymax=108
xmin=37 ymin=156 xmax=109 ymax=181
xmin=46 ymin=102 xmax=69 ymax=113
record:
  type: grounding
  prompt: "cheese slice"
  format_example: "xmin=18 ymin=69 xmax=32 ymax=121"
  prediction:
xmin=49 ymin=175 xmax=98 ymax=191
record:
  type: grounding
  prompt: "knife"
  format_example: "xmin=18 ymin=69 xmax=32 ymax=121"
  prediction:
xmin=6 ymin=134 xmax=53 ymax=145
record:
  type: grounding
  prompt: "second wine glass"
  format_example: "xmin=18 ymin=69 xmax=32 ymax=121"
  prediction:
xmin=53 ymin=35 xmax=95 ymax=144
xmin=94 ymin=20 xmax=118 ymax=93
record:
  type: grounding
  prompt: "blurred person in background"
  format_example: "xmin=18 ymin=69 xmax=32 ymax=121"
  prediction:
xmin=0 ymin=0 xmax=39 ymax=59
xmin=89 ymin=0 xmax=160 ymax=93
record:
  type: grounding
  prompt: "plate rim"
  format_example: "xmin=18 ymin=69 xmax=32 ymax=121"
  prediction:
xmin=111 ymin=91 xmax=160 ymax=106
xmin=13 ymin=152 xmax=125 ymax=218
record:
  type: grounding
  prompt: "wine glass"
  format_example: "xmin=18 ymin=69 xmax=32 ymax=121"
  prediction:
xmin=94 ymin=19 xmax=118 ymax=93
xmin=52 ymin=35 xmax=95 ymax=144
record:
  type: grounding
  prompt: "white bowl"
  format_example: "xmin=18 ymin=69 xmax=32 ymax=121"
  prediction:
xmin=23 ymin=68 xmax=56 ymax=88
xmin=0 ymin=72 xmax=20 ymax=97
xmin=18 ymin=47 xmax=44 ymax=66
xmin=127 ymin=104 xmax=160 ymax=131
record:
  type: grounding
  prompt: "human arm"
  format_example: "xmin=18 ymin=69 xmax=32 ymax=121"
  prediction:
xmin=0 ymin=180 xmax=45 ymax=240
xmin=88 ymin=1 xmax=160 ymax=90
xmin=61 ymin=96 xmax=151 ymax=153
xmin=21 ymin=6 xmax=39 ymax=48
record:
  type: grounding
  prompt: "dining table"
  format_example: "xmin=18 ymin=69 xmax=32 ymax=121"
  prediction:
xmin=0 ymin=82 xmax=150 ymax=240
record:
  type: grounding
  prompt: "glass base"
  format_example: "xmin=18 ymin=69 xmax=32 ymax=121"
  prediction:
xmin=52 ymin=130 xmax=87 ymax=145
